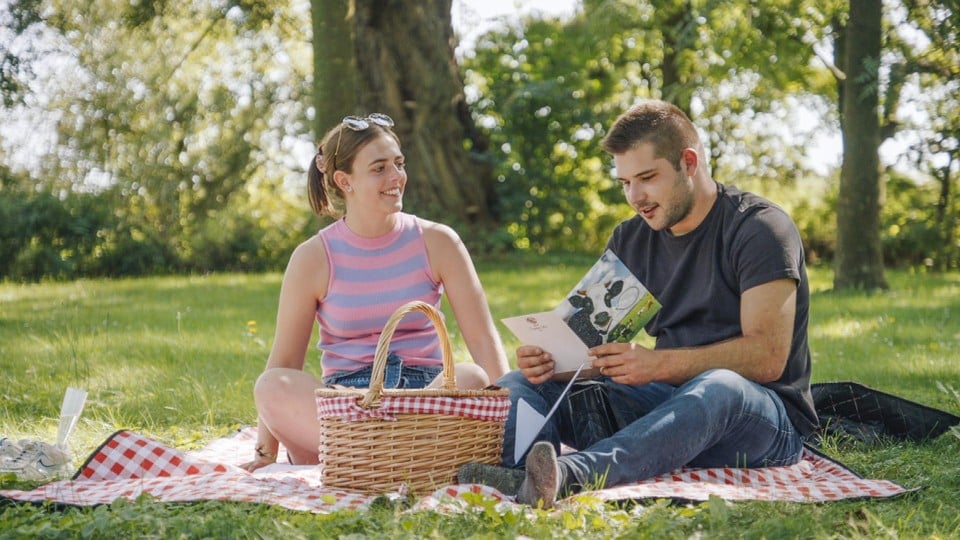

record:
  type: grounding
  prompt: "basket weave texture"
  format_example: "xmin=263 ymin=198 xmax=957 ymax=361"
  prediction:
xmin=315 ymin=301 xmax=511 ymax=494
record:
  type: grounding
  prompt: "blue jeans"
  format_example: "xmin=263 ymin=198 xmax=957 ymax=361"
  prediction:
xmin=498 ymin=368 xmax=803 ymax=491
xmin=322 ymin=353 xmax=442 ymax=389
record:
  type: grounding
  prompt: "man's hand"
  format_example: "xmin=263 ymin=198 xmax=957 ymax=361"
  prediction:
xmin=589 ymin=342 xmax=660 ymax=386
xmin=516 ymin=345 xmax=557 ymax=384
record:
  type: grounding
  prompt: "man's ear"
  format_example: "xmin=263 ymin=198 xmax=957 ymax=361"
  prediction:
xmin=680 ymin=147 xmax=699 ymax=176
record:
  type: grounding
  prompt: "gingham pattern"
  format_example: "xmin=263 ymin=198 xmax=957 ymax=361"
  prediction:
xmin=0 ymin=428 xmax=910 ymax=513
xmin=77 ymin=430 xmax=230 ymax=480
xmin=316 ymin=395 xmax=512 ymax=423
xmin=591 ymin=447 xmax=911 ymax=502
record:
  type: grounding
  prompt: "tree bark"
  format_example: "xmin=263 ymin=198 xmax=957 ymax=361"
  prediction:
xmin=349 ymin=0 xmax=496 ymax=225
xmin=834 ymin=0 xmax=888 ymax=290
xmin=313 ymin=0 xmax=358 ymax=138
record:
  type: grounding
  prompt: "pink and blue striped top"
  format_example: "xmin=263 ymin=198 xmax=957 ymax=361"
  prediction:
xmin=316 ymin=213 xmax=444 ymax=376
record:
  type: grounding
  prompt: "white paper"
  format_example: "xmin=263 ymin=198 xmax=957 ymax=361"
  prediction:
xmin=513 ymin=363 xmax=586 ymax=463
xmin=501 ymin=311 xmax=592 ymax=374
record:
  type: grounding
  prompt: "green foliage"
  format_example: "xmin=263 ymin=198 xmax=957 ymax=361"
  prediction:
xmin=0 ymin=179 xmax=313 ymax=281
xmin=881 ymin=171 xmax=960 ymax=270
xmin=0 ymin=262 xmax=959 ymax=537
xmin=2 ymin=0 xmax=958 ymax=279
xmin=0 ymin=0 xmax=314 ymax=280
xmin=790 ymin=184 xmax=838 ymax=266
xmin=0 ymin=183 xmax=114 ymax=281
xmin=463 ymin=0 xmax=842 ymax=254
xmin=464 ymin=16 xmax=634 ymax=253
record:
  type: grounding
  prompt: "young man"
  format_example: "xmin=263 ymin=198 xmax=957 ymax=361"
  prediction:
xmin=464 ymin=100 xmax=817 ymax=507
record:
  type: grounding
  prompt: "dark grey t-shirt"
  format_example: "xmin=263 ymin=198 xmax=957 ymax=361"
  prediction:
xmin=607 ymin=183 xmax=818 ymax=436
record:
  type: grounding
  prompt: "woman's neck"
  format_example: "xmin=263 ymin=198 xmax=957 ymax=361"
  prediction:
xmin=342 ymin=210 xmax=400 ymax=238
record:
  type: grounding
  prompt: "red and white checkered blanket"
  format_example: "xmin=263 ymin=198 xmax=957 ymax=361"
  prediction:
xmin=316 ymin=394 xmax=512 ymax=423
xmin=0 ymin=428 xmax=910 ymax=513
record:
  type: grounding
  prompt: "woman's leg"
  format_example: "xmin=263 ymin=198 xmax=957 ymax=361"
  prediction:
xmin=440 ymin=362 xmax=490 ymax=390
xmin=253 ymin=367 xmax=322 ymax=465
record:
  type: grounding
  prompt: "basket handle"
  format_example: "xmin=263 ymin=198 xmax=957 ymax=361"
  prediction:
xmin=360 ymin=301 xmax=456 ymax=408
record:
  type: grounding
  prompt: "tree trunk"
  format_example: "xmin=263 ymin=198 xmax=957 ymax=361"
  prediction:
xmin=935 ymin=153 xmax=955 ymax=271
xmin=660 ymin=3 xmax=694 ymax=117
xmin=834 ymin=0 xmax=888 ymax=290
xmin=349 ymin=0 xmax=496 ymax=225
xmin=833 ymin=14 xmax=846 ymax=129
xmin=313 ymin=0 xmax=358 ymax=138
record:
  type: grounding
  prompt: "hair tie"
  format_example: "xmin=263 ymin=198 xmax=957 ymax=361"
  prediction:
xmin=315 ymin=152 xmax=327 ymax=174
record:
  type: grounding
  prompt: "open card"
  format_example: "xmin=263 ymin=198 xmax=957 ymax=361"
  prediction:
xmin=502 ymin=249 xmax=661 ymax=380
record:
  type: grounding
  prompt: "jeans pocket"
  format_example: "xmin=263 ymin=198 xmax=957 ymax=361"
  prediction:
xmin=322 ymin=354 xmax=405 ymax=388
xmin=399 ymin=365 xmax=442 ymax=389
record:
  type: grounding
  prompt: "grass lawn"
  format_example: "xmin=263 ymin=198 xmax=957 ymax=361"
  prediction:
xmin=1 ymin=252 xmax=959 ymax=538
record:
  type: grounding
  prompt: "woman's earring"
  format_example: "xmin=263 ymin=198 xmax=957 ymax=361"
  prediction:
xmin=344 ymin=186 xmax=352 ymax=193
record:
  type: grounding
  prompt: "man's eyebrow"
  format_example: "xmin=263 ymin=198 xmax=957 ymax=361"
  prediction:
xmin=631 ymin=167 xmax=657 ymax=178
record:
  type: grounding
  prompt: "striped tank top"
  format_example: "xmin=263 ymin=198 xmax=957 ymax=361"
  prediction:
xmin=316 ymin=213 xmax=444 ymax=376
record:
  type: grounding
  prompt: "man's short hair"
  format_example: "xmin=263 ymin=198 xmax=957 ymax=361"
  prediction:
xmin=601 ymin=100 xmax=700 ymax=171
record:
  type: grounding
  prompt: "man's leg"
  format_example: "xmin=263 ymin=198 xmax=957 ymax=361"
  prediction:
xmin=457 ymin=370 xmax=569 ymax=494
xmin=463 ymin=369 xmax=662 ymax=499
xmin=556 ymin=368 xmax=803 ymax=494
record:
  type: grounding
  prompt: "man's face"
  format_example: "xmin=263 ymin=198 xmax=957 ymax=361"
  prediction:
xmin=613 ymin=142 xmax=696 ymax=234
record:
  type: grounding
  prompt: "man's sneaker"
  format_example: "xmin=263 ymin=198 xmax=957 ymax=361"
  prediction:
xmin=516 ymin=441 xmax=560 ymax=509
xmin=457 ymin=462 xmax=525 ymax=496
xmin=0 ymin=438 xmax=72 ymax=481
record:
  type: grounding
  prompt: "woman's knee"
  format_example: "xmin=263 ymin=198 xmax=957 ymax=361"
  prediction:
xmin=453 ymin=362 xmax=490 ymax=389
xmin=253 ymin=368 xmax=317 ymax=406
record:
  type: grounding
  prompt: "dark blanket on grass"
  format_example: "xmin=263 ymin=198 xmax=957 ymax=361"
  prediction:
xmin=3 ymin=382 xmax=953 ymax=513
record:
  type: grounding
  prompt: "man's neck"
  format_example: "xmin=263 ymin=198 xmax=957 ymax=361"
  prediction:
xmin=668 ymin=177 xmax=718 ymax=236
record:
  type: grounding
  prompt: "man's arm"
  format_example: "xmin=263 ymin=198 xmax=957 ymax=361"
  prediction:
xmin=588 ymin=278 xmax=797 ymax=385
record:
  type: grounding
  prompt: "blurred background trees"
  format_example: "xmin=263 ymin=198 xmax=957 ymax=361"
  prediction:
xmin=1 ymin=0 xmax=957 ymax=288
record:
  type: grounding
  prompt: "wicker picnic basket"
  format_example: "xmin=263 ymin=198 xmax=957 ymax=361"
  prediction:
xmin=315 ymin=300 xmax=511 ymax=494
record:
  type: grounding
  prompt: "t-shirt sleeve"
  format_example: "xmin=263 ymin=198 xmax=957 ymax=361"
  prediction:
xmin=732 ymin=206 xmax=804 ymax=293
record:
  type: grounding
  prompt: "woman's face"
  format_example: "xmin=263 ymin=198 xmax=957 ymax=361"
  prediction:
xmin=342 ymin=133 xmax=407 ymax=214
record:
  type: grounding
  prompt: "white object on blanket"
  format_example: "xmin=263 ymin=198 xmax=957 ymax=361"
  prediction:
xmin=0 ymin=438 xmax=73 ymax=481
xmin=56 ymin=387 xmax=87 ymax=450
xmin=513 ymin=363 xmax=586 ymax=464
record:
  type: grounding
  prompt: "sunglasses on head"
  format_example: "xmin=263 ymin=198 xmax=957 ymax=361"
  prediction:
xmin=332 ymin=113 xmax=395 ymax=172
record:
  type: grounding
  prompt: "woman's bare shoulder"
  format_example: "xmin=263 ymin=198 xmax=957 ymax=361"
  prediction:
xmin=283 ymin=234 xmax=329 ymax=294
xmin=417 ymin=216 xmax=460 ymax=244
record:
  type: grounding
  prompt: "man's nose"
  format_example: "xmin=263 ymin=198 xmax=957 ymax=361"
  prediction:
xmin=626 ymin=181 xmax=646 ymax=205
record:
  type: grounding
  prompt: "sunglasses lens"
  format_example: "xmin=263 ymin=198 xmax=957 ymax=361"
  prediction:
xmin=341 ymin=113 xmax=394 ymax=131
xmin=367 ymin=113 xmax=394 ymax=127
xmin=342 ymin=116 xmax=369 ymax=131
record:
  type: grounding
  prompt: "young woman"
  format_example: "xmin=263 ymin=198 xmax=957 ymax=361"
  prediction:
xmin=241 ymin=114 xmax=509 ymax=471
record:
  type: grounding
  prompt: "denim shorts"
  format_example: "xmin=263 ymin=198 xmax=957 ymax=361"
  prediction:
xmin=321 ymin=353 xmax=442 ymax=389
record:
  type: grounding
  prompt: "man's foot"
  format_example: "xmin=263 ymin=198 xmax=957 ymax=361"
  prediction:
xmin=516 ymin=441 xmax=559 ymax=509
xmin=457 ymin=462 xmax=525 ymax=495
